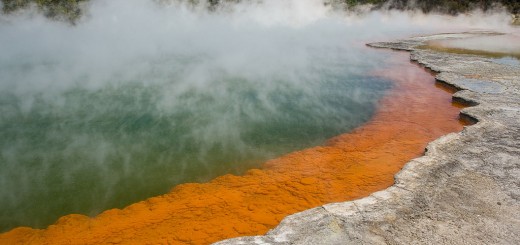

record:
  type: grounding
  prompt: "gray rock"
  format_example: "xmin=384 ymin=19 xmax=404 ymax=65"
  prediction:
xmin=216 ymin=32 xmax=520 ymax=245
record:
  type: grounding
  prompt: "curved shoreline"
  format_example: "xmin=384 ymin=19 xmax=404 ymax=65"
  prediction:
xmin=216 ymin=31 xmax=520 ymax=244
xmin=0 ymin=48 xmax=466 ymax=244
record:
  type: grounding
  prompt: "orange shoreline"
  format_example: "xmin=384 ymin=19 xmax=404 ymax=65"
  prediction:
xmin=0 ymin=50 xmax=467 ymax=245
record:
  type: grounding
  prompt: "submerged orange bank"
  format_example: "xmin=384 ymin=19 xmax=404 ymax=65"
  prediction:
xmin=0 ymin=50 xmax=468 ymax=244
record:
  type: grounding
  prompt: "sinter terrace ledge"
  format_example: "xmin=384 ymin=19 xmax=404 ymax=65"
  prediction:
xmin=216 ymin=31 xmax=520 ymax=244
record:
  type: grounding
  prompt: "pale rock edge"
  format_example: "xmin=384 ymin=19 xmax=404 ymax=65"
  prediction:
xmin=216 ymin=31 xmax=520 ymax=245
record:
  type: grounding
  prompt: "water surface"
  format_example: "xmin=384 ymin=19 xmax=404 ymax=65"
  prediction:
xmin=426 ymin=33 xmax=520 ymax=59
xmin=0 ymin=0 xmax=513 ymax=233
xmin=0 ymin=4 xmax=398 ymax=230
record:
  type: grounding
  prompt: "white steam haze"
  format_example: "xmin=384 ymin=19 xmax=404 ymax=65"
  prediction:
xmin=0 ymin=0 xmax=516 ymax=232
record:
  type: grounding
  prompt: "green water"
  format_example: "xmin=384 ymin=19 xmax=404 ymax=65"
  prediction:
xmin=0 ymin=0 xmax=402 ymax=231
xmin=0 ymin=59 xmax=391 ymax=231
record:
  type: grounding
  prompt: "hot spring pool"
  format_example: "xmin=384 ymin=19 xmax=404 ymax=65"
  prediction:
xmin=0 ymin=8 xmax=398 ymax=229
xmin=0 ymin=57 xmax=392 ymax=231
xmin=2 ymin=0 xmax=506 ymax=233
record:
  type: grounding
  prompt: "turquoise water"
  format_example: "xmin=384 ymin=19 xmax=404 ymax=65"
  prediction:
xmin=0 ymin=51 xmax=392 ymax=231
xmin=1 ymin=0 xmax=510 ymax=232
xmin=0 ymin=0 xmax=415 ymax=232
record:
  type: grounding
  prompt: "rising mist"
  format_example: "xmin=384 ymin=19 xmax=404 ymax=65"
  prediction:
xmin=0 ymin=0 xmax=515 ymax=231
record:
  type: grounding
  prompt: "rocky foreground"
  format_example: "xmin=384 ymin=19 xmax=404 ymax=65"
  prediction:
xmin=217 ymin=32 xmax=520 ymax=244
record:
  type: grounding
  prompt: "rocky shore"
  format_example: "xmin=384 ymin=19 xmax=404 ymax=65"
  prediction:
xmin=0 ymin=50 xmax=464 ymax=244
xmin=216 ymin=32 xmax=520 ymax=244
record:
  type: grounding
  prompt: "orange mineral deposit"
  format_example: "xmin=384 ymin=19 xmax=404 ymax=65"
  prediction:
xmin=0 ymin=51 xmax=468 ymax=245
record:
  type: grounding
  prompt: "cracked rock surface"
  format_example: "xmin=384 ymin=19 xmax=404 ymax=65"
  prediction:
xmin=216 ymin=32 xmax=520 ymax=245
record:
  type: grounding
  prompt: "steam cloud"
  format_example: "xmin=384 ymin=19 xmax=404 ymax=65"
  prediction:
xmin=0 ymin=0 xmax=516 ymax=231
